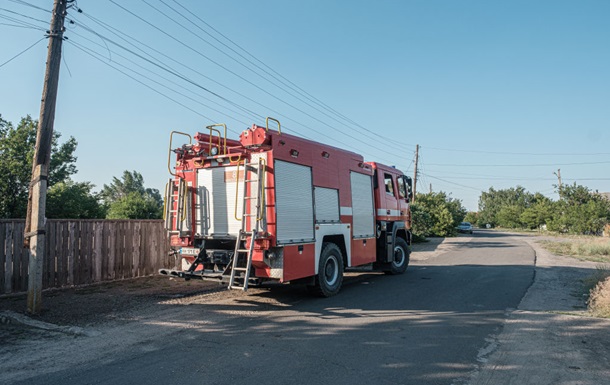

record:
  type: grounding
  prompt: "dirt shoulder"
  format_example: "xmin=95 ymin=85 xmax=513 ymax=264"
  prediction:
xmin=0 ymin=276 xmax=224 ymax=330
xmin=468 ymin=234 xmax=610 ymax=385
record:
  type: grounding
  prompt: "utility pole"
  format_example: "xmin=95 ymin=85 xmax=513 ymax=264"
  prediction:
xmin=412 ymin=144 xmax=419 ymax=203
xmin=24 ymin=0 xmax=69 ymax=314
xmin=429 ymin=183 xmax=432 ymax=194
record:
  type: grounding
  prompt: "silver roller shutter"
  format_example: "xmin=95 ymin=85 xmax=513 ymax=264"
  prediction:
xmin=314 ymin=187 xmax=340 ymax=223
xmin=350 ymin=171 xmax=375 ymax=238
xmin=196 ymin=166 xmax=243 ymax=235
xmin=275 ymin=160 xmax=314 ymax=244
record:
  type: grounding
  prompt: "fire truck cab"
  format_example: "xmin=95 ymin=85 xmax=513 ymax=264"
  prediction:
xmin=160 ymin=118 xmax=412 ymax=297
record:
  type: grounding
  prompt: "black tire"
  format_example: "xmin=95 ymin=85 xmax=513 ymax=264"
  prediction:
xmin=384 ymin=237 xmax=410 ymax=275
xmin=308 ymin=243 xmax=344 ymax=297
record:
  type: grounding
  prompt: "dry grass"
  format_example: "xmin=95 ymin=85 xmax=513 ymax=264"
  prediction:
xmin=537 ymin=237 xmax=610 ymax=318
xmin=588 ymin=273 xmax=610 ymax=318
xmin=537 ymin=238 xmax=610 ymax=263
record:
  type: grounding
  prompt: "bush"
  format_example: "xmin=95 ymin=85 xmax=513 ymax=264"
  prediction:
xmin=588 ymin=274 xmax=610 ymax=318
xmin=412 ymin=191 xmax=466 ymax=239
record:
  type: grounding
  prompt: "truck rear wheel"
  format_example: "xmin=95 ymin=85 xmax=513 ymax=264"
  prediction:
xmin=385 ymin=237 xmax=410 ymax=275
xmin=308 ymin=242 xmax=344 ymax=297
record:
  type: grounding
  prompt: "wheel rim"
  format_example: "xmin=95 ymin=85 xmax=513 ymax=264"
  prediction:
xmin=324 ymin=257 xmax=339 ymax=286
xmin=393 ymin=246 xmax=406 ymax=267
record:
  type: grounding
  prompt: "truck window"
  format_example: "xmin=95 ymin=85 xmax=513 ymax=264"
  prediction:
xmin=397 ymin=176 xmax=407 ymax=199
xmin=384 ymin=173 xmax=394 ymax=196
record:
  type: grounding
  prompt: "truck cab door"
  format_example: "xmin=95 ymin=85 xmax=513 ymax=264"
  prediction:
xmin=383 ymin=172 xmax=399 ymax=217
xmin=397 ymin=176 xmax=411 ymax=225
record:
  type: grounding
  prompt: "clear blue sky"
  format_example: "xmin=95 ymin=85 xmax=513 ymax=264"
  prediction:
xmin=1 ymin=0 xmax=609 ymax=211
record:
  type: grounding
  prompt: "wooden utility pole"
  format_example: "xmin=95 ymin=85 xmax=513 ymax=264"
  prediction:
xmin=24 ymin=0 xmax=69 ymax=314
xmin=412 ymin=144 xmax=419 ymax=203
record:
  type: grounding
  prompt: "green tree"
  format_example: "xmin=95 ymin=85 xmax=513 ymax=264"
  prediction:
xmin=101 ymin=170 xmax=162 ymax=205
xmin=463 ymin=212 xmax=478 ymax=225
xmin=106 ymin=191 xmax=162 ymax=219
xmin=411 ymin=203 xmax=433 ymax=240
xmin=548 ymin=184 xmax=610 ymax=234
xmin=412 ymin=192 xmax=467 ymax=238
xmin=496 ymin=205 xmax=523 ymax=228
xmin=46 ymin=181 xmax=105 ymax=219
xmin=519 ymin=195 xmax=554 ymax=230
xmin=477 ymin=186 xmax=534 ymax=228
xmin=101 ymin=171 xmax=162 ymax=219
xmin=0 ymin=115 xmax=77 ymax=218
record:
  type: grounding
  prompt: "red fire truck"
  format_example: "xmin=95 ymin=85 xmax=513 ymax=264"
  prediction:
xmin=160 ymin=118 xmax=412 ymax=296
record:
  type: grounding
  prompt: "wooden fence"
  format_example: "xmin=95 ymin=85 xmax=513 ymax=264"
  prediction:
xmin=0 ymin=219 xmax=172 ymax=295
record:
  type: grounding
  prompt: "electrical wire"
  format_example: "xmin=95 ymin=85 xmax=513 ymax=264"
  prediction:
xmin=67 ymin=40 xmax=217 ymax=122
xmin=423 ymin=145 xmax=610 ymax=157
xmin=425 ymin=160 xmax=610 ymax=167
xmin=7 ymin=0 xmax=51 ymax=13
xmin=147 ymin=0 xmax=417 ymax=154
xmin=0 ymin=37 xmax=45 ymax=68
xmin=108 ymin=0 xmax=414 ymax=160
xmin=69 ymin=10 xmax=410 ymax=167
xmin=0 ymin=7 xmax=48 ymax=25
xmin=167 ymin=0 xmax=417 ymax=150
xmin=420 ymin=173 xmax=486 ymax=192
xmin=0 ymin=13 xmax=47 ymax=30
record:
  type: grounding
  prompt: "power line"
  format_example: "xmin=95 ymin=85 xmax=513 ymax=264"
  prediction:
xmin=423 ymin=145 xmax=610 ymax=157
xmin=425 ymin=160 xmax=610 ymax=167
xmin=106 ymin=0 xmax=414 ymax=161
xmin=67 ymin=40 xmax=217 ymax=123
xmin=0 ymin=7 xmax=48 ymax=25
xmin=0 ymin=12 xmax=47 ymax=30
xmin=7 ymin=0 xmax=51 ymax=13
xmin=68 ymin=30 xmax=259 ymax=128
xmin=0 ymin=36 xmax=45 ymax=67
xmin=68 ymin=9 xmax=409 ymax=167
xmin=420 ymin=173 xmax=486 ymax=192
xmin=148 ymin=0 xmax=417 ymax=154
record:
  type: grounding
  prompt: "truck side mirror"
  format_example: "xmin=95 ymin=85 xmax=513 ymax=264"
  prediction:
xmin=404 ymin=176 xmax=413 ymax=201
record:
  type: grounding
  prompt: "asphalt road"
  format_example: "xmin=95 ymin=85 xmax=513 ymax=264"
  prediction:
xmin=13 ymin=230 xmax=535 ymax=385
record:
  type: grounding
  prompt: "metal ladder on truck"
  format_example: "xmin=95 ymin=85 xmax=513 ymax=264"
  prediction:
xmin=163 ymin=178 xmax=190 ymax=236
xmin=228 ymin=157 xmax=266 ymax=290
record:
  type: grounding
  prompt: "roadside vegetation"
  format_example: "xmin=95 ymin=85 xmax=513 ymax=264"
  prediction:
xmin=411 ymin=191 xmax=467 ymax=241
xmin=537 ymin=238 xmax=610 ymax=263
xmin=473 ymin=185 xmax=610 ymax=236
xmin=536 ymin=237 xmax=610 ymax=318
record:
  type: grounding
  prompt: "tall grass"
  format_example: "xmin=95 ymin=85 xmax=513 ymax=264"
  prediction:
xmin=587 ymin=266 xmax=610 ymax=318
xmin=537 ymin=237 xmax=610 ymax=318
xmin=537 ymin=238 xmax=610 ymax=263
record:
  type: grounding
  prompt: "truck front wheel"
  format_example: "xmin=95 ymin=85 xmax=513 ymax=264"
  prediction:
xmin=308 ymin=242 xmax=344 ymax=297
xmin=385 ymin=237 xmax=410 ymax=275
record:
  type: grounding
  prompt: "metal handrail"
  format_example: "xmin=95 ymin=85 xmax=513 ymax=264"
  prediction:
xmin=257 ymin=158 xmax=266 ymax=221
xmin=234 ymin=159 xmax=244 ymax=222
xmin=265 ymin=117 xmax=281 ymax=135
xmin=167 ymin=131 xmax=192 ymax=177
xmin=206 ymin=123 xmax=227 ymax=155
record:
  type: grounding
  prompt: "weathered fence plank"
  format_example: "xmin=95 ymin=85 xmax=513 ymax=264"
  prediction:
xmin=4 ymin=224 xmax=14 ymax=293
xmin=132 ymin=222 xmax=141 ymax=277
xmin=0 ymin=222 xmax=6 ymax=293
xmin=58 ymin=221 xmax=68 ymax=287
xmin=6 ymin=224 xmax=15 ymax=294
xmin=0 ymin=220 xmax=169 ymax=295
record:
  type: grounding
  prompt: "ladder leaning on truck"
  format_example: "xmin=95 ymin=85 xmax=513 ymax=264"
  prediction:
xmin=159 ymin=117 xmax=413 ymax=297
